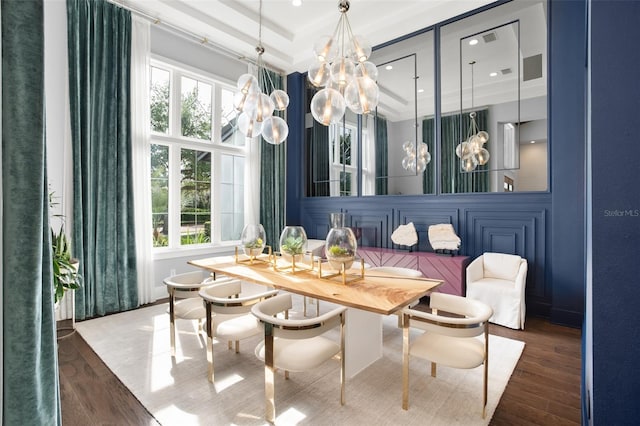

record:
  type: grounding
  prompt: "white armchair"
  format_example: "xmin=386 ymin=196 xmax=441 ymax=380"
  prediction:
xmin=465 ymin=252 xmax=528 ymax=329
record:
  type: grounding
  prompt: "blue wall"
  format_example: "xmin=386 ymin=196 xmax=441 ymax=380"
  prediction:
xmin=590 ymin=0 xmax=640 ymax=422
xmin=286 ymin=0 xmax=586 ymax=327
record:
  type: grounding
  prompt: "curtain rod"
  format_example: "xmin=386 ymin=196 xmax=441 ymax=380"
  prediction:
xmin=107 ymin=0 xmax=286 ymax=75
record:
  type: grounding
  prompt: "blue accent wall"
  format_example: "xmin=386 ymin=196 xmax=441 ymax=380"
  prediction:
xmin=286 ymin=0 xmax=586 ymax=327
xmin=590 ymin=0 xmax=640 ymax=422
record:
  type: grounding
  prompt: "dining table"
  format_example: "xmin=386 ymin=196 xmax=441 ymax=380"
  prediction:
xmin=188 ymin=253 xmax=442 ymax=378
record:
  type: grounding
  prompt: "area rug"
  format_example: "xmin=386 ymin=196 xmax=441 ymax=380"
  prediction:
xmin=76 ymin=299 xmax=524 ymax=426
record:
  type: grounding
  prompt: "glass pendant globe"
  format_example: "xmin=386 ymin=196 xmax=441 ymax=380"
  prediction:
xmin=233 ymin=90 xmax=251 ymax=112
xmin=262 ymin=116 xmax=289 ymax=145
xmin=461 ymin=156 xmax=478 ymax=172
xmin=477 ymin=130 xmax=489 ymax=144
xmin=344 ymin=77 xmax=379 ymax=114
xmin=402 ymin=140 xmax=413 ymax=153
xmin=237 ymin=112 xmax=263 ymax=138
xmin=310 ymin=88 xmax=346 ymax=126
xmin=418 ymin=142 xmax=429 ymax=156
xmin=270 ymin=90 xmax=289 ymax=111
xmin=416 ymin=159 xmax=427 ymax=173
xmin=245 ymin=92 xmax=274 ymax=123
xmin=313 ymin=35 xmax=337 ymax=62
xmin=349 ymin=35 xmax=372 ymax=62
xmin=308 ymin=62 xmax=331 ymax=87
xmin=456 ymin=141 xmax=473 ymax=160
xmin=476 ymin=148 xmax=490 ymax=165
xmin=422 ymin=151 xmax=431 ymax=165
xmin=236 ymin=73 xmax=258 ymax=94
xmin=402 ymin=156 xmax=416 ymax=171
xmin=330 ymin=58 xmax=356 ymax=87
xmin=356 ymin=61 xmax=378 ymax=81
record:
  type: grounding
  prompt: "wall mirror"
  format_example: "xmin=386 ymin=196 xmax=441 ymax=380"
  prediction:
xmin=304 ymin=84 xmax=359 ymax=197
xmin=440 ymin=0 xmax=547 ymax=193
xmin=363 ymin=30 xmax=435 ymax=196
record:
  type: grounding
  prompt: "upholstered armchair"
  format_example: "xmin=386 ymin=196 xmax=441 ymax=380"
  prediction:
xmin=466 ymin=252 xmax=528 ymax=329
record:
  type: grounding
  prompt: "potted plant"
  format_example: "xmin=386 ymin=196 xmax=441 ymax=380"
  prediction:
xmin=241 ymin=224 xmax=266 ymax=257
xmin=279 ymin=226 xmax=308 ymax=262
xmin=52 ymin=227 xmax=82 ymax=306
xmin=325 ymin=227 xmax=357 ymax=270
xmin=49 ymin=192 xmax=82 ymax=306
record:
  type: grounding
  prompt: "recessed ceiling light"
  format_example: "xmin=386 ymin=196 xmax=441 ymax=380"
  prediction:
xmin=385 ymin=65 xmax=393 ymax=70
xmin=530 ymin=140 xmax=536 ymax=144
xmin=469 ymin=39 xmax=479 ymax=46
xmin=489 ymin=72 xmax=498 ymax=77
xmin=417 ymin=89 xmax=424 ymax=93
xmin=292 ymin=0 xmax=302 ymax=6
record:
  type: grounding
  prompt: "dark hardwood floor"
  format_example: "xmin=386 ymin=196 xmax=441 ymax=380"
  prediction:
xmin=58 ymin=311 xmax=581 ymax=425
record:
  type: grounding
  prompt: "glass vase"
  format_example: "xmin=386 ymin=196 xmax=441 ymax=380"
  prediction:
xmin=325 ymin=227 xmax=357 ymax=270
xmin=241 ymin=224 xmax=266 ymax=257
xmin=279 ymin=226 xmax=308 ymax=262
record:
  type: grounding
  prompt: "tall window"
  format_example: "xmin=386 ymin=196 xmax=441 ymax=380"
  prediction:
xmin=329 ymin=123 xmax=357 ymax=196
xmin=150 ymin=59 xmax=245 ymax=249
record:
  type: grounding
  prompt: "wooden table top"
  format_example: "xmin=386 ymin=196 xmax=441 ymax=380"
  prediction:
xmin=188 ymin=255 xmax=442 ymax=315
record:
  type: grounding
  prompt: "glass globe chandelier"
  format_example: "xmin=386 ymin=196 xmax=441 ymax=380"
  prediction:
xmin=308 ymin=0 xmax=379 ymax=126
xmin=455 ymin=61 xmax=490 ymax=171
xmin=233 ymin=0 xmax=289 ymax=145
xmin=401 ymin=140 xmax=431 ymax=173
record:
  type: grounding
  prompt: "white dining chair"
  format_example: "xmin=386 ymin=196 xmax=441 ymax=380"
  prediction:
xmin=251 ymin=292 xmax=346 ymax=423
xmin=402 ymin=292 xmax=493 ymax=417
xmin=199 ymin=281 xmax=279 ymax=383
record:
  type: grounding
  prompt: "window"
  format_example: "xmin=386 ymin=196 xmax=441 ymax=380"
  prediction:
xmin=150 ymin=59 xmax=245 ymax=249
xmin=329 ymin=123 xmax=357 ymax=196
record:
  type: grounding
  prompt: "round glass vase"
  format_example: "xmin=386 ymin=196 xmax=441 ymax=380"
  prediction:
xmin=325 ymin=227 xmax=357 ymax=271
xmin=241 ymin=224 xmax=266 ymax=257
xmin=279 ymin=226 xmax=308 ymax=263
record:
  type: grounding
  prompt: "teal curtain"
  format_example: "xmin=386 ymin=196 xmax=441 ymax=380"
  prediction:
xmin=2 ymin=0 xmax=62 ymax=423
xmin=67 ymin=0 xmax=138 ymax=320
xmin=259 ymin=69 xmax=286 ymax=248
xmin=422 ymin=117 xmax=435 ymax=194
xmin=441 ymin=109 xmax=490 ymax=193
xmin=375 ymin=115 xmax=388 ymax=195
xmin=310 ymin=120 xmax=330 ymax=196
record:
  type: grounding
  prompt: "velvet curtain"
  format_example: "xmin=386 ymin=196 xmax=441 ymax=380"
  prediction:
xmin=259 ymin=69 xmax=286 ymax=248
xmin=374 ymin=115 xmax=388 ymax=195
xmin=441 ymin=109 xmax=489 ymax=193
xmin=2 ymin=0 xmax=62 ymax=423
xmin=67 ymin=0 xmax=138 ymax=320
xmin=422 ymin=117 xmax=435 ymax=194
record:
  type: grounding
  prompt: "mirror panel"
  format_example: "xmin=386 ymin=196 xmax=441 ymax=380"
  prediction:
xmin=364 ymin=30 xmax=435 ymax=196
xmin=440 ymin=0 xmax=547 ymax=193
xmin=305 ymin=83 xmax=358 ymax=197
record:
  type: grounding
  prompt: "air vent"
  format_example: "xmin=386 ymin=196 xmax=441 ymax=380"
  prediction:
xmin=501 ymin=68 xmax=513 ymax=75
xmin=523 ymin=54 xmax=543 ymax=81
xmin=482 ymin=32 xmax=497 ymax=43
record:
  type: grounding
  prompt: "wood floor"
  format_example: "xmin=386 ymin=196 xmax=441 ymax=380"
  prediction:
xmin=58 ymin=311 xmax=582 ymax=426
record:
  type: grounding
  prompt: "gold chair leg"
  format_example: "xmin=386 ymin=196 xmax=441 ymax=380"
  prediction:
xmin=284 ymin=370 xmax=289 ymax=380
xmin=402 ymin=313 xmax=410 ymax=410
xmin=235 ymin=340 xmax=240 ymax=354
xmin=340 ymin=312 xmax=345 ymax=406
xmin=431 ymin=362 xmax=437 ymax=377
xmin=205 ymin=303 xmax=215 ymax=383
xmin=169 ymin=291 xmax=176 ymax=357
xmin=264 ymin=327 xmax=276 ymax=423
xmin=483 ymin=323 xmax=489 ymax=419
xmin=228 ymin=340 xmax=232 ymax=350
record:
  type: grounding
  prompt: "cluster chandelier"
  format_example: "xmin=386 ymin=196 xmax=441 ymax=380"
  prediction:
xmin=233 ymin=0 xmax=289 ymax=144
xmin=308 ymin=0 xmax=379 ymax=126
xmin=401 ymin=141 xmax=431 ymax=173
xmin=455 ymin=61 xmax=490 ymax=171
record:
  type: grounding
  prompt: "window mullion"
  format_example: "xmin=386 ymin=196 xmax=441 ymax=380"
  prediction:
xmin=167 ymin=144 xmax=181 ymax=248
xmin=170 ymin=71 xmax=182 ymax=137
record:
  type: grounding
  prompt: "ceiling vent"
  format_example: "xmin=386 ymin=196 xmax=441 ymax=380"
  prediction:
xmin=482 ymin=32 xmax=497 ymax=43
xmin=501 ymin=68 xmax=513 ymax=75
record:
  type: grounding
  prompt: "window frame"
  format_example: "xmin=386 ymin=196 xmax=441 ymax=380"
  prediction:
xmin=150 ymin=55 xmax=247 ymax=256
